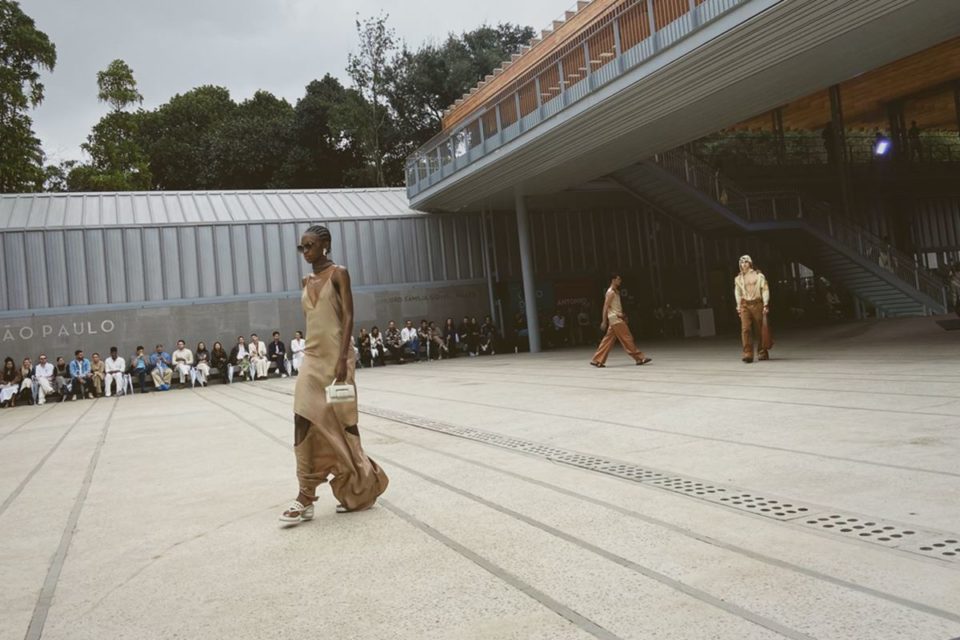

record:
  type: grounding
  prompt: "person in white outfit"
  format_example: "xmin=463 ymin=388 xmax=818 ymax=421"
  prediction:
xmin=192 ymin=341 xmax=210 ymax=387
xmin=248 ymin=333 xmax=269 ymax=380
xmin=290 ymin=330 xmax=305 ymax=374
xmin=33 ymin=354 xmax=55 ymax=405
xmin=104 ymin=347 xmax=126 ymax=397
xmin=172 ymin=340 xmax=194 ymax=388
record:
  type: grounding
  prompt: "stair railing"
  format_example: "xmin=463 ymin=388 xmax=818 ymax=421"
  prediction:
xmin=653 ymin=148 xmax=949 ymax=308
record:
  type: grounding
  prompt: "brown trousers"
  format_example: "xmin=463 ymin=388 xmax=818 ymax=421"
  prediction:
xmin=740 ymin=300 xmax=769 ymax=359
xmin=592 ymin=322 xmax=645 ymax=365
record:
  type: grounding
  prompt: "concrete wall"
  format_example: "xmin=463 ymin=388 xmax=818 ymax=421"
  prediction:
xmin=0 ymin=281 xmax=489 ymax=362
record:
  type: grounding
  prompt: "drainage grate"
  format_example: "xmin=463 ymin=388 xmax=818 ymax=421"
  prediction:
xmin=902 ymin=536 xmax=960 ymax=562
xmin=596 ymin=463 xmax=666 ymax=482
xmin=361 ymin=405 xmax=960 ymax=559
xmin=717 ymin=494 xmax=812 ymax=521
xmin=800 ymin=514 xmax=922 ymax=548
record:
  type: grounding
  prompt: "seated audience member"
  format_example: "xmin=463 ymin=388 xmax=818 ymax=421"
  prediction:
xmin=210 ymin=342 xmax=229 ymax=383
xmin=69 ymin=349 xmax=94 ymax=400
xmin=89 ymin=353 xmax=105 ymax=398
xmin=576 ymin=305 xmax=591 ymax=345
xmin=130 ymin=346 xmax=150 ymax=393
xmin=417 ymin=320 xmax=433 ymax=360
xmin=172 ymin=340 xmax=194 ymax=388
xmin=228 ymin=336 xmax=250 ymax=383
xmin=429 ymin=321 xmax=447 ymax=359
xmin=513 ymin=313 xmax=529 ymax=352
xmin=442 ymin=318 xmax=458 ymax=357
xmin=369 ymin=326 xmax=386 ymax=367
xmin=149 ymin=344 xmax=173 ymax=391
xmin=457 ymin=316 xmax=472 ymax=355
xmin=267 ymin=331 xmax=289 ymax=377
xmin=400 ymin=320 xmax=419 ymax=361
xmin=479 ymin=316 xmax=497 ymax=355
xmin=1 ymin=357 xmax=20 ymax=408
xmin=248 ymin=333 xmax=269 ymax=380
xmin=104 ymin=347 xmax=126 ymax=397
xmin=54 ymin=356 xmax=72 ymax=398
xmin=290 ymin=331 xmax=305 ymax=374
xmin=551 ymin=310 xmax=568 ymax=347
xmin=16 ymin=357 xmax=35 ymax=405
xmin=465 ymin=317 xmax=481 ymax=356
xmin=384 ymin=321 xmax=405 ymax=364
xmin=33 ymin=354 xmax=56 ymax=405
xmin=357 ymin=328 xmax=372 ymax=368
xmin=193 ymin=342 xmax=210 ymax=387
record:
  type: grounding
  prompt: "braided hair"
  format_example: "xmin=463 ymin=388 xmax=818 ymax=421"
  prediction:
xmin=305 ymin=224 xmax=331 ymax=243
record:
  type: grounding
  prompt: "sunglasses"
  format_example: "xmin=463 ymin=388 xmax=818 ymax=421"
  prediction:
xmin=296 ymin=241 xmax=320 ymax=254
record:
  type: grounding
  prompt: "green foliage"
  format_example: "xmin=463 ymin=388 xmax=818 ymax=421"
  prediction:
xmin=204 ymin=90 xmax=295 ymax=189
xmin=34 ymin=14 xmax=531 ymax=192
xmin=136 ymin=85 xmax=236 ymax=189
xmin=343 ymin=13 xmax=398 ymax=187
xmin=0 ymin=0 xmax=56 ymax=192
xmin=97 ymin=59 xmax=142 ymax=112
xmin=69 ymin=59 xmax=152 ymax=191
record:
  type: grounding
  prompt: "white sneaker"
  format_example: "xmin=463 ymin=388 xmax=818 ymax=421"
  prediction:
xmin=281 ymin=374 xmax=288 ymax=378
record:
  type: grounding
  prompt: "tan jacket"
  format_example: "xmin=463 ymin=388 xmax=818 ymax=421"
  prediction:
xmin=735 ymin=270 xmax=770 ymax=307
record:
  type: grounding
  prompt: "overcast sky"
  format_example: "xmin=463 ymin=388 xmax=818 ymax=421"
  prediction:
xmin=22 ymin=0 xmax=566 ymax=164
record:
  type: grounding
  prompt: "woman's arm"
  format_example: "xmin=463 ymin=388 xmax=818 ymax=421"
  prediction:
xmin=333 ymin=267 xmax=354 ymax=382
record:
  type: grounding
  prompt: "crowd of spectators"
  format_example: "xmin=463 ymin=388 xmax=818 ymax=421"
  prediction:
xmin=1 ymin=330 xmax=305 ymax=409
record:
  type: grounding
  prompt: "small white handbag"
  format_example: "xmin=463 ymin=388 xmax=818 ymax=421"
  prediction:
xmin=325 ymin=381 xmax=356 ymax=404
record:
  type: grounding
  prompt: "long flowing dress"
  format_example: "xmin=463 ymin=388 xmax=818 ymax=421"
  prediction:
xmin=293 ymin=267 xmax=388 ymax=511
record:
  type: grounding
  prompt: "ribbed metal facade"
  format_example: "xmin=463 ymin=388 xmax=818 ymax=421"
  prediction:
xmin=0 ymin=189 xmax=487 ymax=315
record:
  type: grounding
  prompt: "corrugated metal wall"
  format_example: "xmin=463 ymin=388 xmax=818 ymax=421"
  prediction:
xmin=0 ymin=216 xmax=487 ymax=313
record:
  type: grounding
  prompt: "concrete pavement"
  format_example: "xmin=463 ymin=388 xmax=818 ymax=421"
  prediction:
xmin=1 ymin=317 xmax=959 ymax=639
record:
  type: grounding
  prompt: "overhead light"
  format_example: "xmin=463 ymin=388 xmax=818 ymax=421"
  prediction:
xmin=874 ymin=138 xmax=891 ymax=156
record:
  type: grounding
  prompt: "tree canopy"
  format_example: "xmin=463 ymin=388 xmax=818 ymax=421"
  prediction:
xmin=0 ymin=0 xmax=57 ymax=192
xmin=3 ymin=10 xmax=532 ymax=193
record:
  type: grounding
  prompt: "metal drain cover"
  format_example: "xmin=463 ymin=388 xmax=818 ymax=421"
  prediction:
xmin=361 ymin=405 xmax=960 ymax=559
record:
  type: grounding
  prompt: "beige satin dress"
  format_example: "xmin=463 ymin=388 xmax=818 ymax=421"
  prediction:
xmin=293 ymin=267 xmax=388 ymax=511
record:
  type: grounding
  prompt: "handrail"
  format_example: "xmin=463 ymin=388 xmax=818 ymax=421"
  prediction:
xmin=406 ymin=0 xmax=738 ymax=197
xmin=654 ymin=148 xmax=949 ymax=307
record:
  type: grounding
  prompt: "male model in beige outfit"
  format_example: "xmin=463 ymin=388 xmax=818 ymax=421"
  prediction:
xmin=590 ymin=273 xmax=651 ymax=368
xmin=734 ymin=255 xmax=771 ymax=363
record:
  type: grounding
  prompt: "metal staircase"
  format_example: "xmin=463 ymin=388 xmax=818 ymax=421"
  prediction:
xmin=611 ymin=149 xmax=948 ymax=316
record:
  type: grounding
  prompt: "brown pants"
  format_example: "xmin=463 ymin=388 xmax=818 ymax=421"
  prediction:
xmin=740 ymin=300 xmax=768 ymax=360
xmin=592 ymin=322 xmax=645 ymax=365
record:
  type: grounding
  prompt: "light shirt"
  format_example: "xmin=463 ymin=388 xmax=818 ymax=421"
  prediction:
xmin=734 ymin=270 xmax=770 ymax=306
xmin=249 ymin=341 xmax=265 ymax=358
xmin=606 ymin=288 xmax=624 ymax=325
xmin=400 ymin=327 xmax=418 ymax=343
xmin=291 ymin=338 xmax=305 ymax=354
xmin=235 ymin=345 xmax=248 ymax=359
xmin=35 ymin=362 xmax=54 ymax=381
xmin=172 ymin=348 xmax=194 ymax=366
xmin=105 ymin=356 xmax=126 ymax=374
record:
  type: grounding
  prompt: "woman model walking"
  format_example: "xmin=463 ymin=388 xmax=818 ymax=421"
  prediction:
xmin=280 ymin=225 xmax=388 ymax=524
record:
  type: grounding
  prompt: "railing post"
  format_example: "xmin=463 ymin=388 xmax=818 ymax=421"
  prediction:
xmin=772 ymin=198 xmax=778 ymax=221
xmin=914 ymin=269 xmax=920 ymax=290
xmin=557 ymin=60 xmax=566 ymax=106
xmin=612 ymin=18 xmax=624 ymax=72
xmin=646 ymin=0 xmax=659 ymax=51
xmin=514 ymin=91 xmax=523 ymax=133
xmin=495 ymin=103 xmax=504 ymax=144
xmin=477 ymin=116 xmax=486 ymax=155
xmin=689 ymin=0 xmax=700 ymax=28
xmin=534 ymin=76 xmax=543 ymax=119
xmin=583 ymin=41 xmax=593 ymax=89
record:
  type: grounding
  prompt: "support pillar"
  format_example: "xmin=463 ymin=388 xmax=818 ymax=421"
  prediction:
xmin=953 ymin=81 xmax=960 ymax=137
xmin=480 ymin=208 xmax=497 ymax=321
xmin=829 ymin=84 xmax=853 ymax=219
xmin=771 ymin=108 xmax=786 ymax=164
xmin=515 ymin=192 xmax=541 ymax=353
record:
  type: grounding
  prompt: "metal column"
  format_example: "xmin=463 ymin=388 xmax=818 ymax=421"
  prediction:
xmin=480 ymin=207 xmax=497 ymax=321
xmin=515 ymin=192 xmax=541 ymax=353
